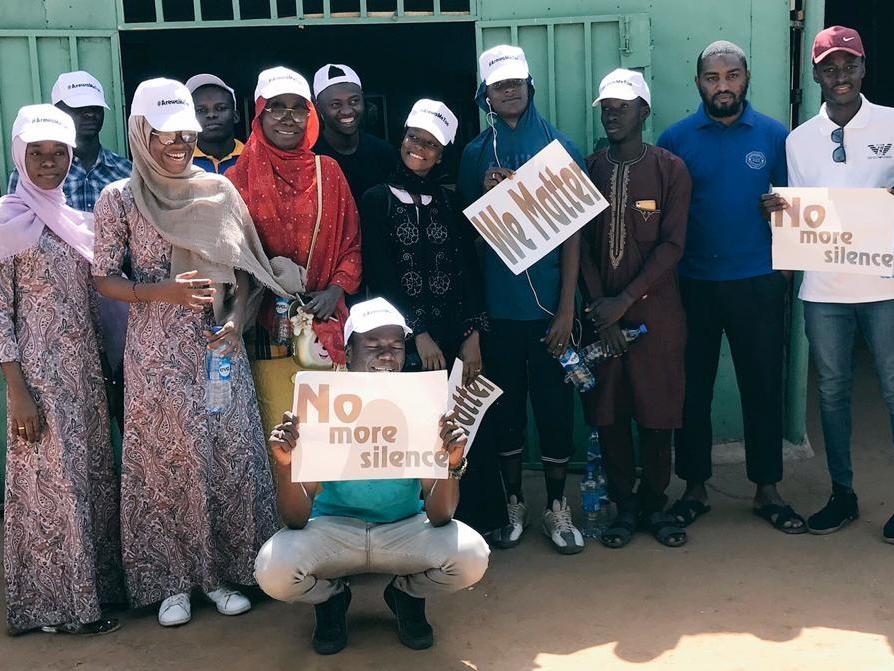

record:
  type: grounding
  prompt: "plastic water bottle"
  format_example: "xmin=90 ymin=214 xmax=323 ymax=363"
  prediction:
xmin=557 ymin=345 xmax=597 ymax=391
xmin=580 ymin=430 xmax=613 ymax=538
xmin=580 ymin=323 xmax=649 ymax=365
xmin=206 ymin=327 xmax=233 ymax=414
xmin=269 ymin=296 xmax=292 ymax=359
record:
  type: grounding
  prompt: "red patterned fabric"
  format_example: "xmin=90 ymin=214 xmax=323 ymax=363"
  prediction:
xmin=227 ymin=98 xmax=361 ymax=363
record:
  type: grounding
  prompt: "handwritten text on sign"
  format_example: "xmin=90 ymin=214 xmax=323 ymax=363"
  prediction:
xmin=291 ymin=371 xmax=448 ymax=482
xmin=463 ymin=140 xmax=608 ymax=274
xmin=771 ymin=187 xmax=894 ymax=275
xmin=447 ymin=360 xmax=502 ymax=456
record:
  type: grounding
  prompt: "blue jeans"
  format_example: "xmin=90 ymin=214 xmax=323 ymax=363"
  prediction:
xmin=804 ymin=299 xmax=894 ymax=488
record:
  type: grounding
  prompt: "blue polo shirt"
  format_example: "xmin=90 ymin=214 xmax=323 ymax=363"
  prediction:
xmin=657 ymin=102 xmax=788 ymax=280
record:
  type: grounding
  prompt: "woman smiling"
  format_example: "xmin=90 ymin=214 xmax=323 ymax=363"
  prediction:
xmin=92 ymin=78 xmax=303 ymax=628
xmin=1 ymin=105 xmax=123 ymax=636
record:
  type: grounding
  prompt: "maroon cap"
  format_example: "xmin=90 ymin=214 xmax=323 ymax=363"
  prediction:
xmin=813 ymin=26 xmax=865 ymax=63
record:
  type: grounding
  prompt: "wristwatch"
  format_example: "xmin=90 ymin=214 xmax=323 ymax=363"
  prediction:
xmin=448 ymin=457 xmax=468 ymax=480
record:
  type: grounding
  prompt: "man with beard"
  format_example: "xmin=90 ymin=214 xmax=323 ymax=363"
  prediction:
xmin=186 ymin=74 xmax=243 ymax=174
xmin=658 ymin=41 xmax=805 ymax=534
xmin=312 ymin=63 xmax=398 ymax=204
xmin=764 ymin=27 xmax=894 ymax=539
xmin=254 ymin=298 xmax=489 ymax=654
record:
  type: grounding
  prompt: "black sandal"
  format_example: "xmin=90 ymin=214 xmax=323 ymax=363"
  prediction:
xmin=41 ymin=618 xmax=120 ymax=635
xmin=600 ymin=510 xmax=637 ymax=549
xmin=753 ymin=504 xmax=807 ymax=535
xmin=643 ymin=511 xmax=688 ymax=547
xmin=667 ymin=499 xmax=711 ymax=527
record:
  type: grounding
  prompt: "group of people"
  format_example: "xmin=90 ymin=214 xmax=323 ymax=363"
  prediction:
xmin=2 ymin=22 xmax=892 ymax=655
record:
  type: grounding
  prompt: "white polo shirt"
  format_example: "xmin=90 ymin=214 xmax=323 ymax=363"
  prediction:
xmin=787 ymin=95 xmax=894 ymax=303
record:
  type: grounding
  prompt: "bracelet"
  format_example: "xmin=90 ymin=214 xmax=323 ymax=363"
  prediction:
xmin=448 ymin=457 xmax=468 ymax=480
xmin=130 ymin=280 xmax=140 ymax=302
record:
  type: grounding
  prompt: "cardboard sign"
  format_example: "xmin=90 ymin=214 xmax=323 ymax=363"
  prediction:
xmin=447 ymin=360 xmax=503 ymax=456
xmin=463 ymin=140 xmax=608 ymax=274
xmin=291 ymin=371 xmax=448 ymax=482
xmin=771 ymin=187 xmax=894 ymax=275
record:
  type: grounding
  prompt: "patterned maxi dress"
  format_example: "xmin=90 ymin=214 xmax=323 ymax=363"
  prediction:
xmin=1 ymin=228 xmax=123 ymax=634
xmin=92 ymin=182 xmax=279 ymax=607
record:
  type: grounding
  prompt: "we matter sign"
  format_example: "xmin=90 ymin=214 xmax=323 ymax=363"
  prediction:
xmin=771 ymin=187 xmax=894 ymax=275
xmin=463 ymin=140 xmax=608 ymax=274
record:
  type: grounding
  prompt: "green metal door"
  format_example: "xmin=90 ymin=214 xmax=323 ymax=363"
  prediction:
xmin=0 ymin=30 xmax=126 ymax=193
xmin=476 ymin=13 xmax=652 ymax=155
xmin=475 ymin=14 xmax=652 ymax=466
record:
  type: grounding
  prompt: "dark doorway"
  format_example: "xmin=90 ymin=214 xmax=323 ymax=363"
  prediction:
xmin=824 ymin=0 xmax=894 ymax=107
xmin=119 ymin=22 xmax=479 ymax=177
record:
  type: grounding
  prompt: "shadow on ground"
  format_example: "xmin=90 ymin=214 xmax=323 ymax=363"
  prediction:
xmin=2 ymin=347 xmax=894 ymax=670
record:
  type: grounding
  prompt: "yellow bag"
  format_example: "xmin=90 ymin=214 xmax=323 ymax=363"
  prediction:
xmin=251 ymin=357 xmax=301 ymax=440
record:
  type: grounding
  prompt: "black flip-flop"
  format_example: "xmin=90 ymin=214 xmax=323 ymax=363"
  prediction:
xmin=41 ymin=618 xmax=120 ymax=635
xmin=642 ymin=511 xmax=688 ymax=547
xmin=600 ymin=510 xmax=637 ymax=549
xmin=667 ymin=499 xmax=711 ymax=527
xmin=753 ymin=504 xmax=807 ymax=535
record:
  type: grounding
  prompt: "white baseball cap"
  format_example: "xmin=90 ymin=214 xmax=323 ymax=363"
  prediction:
xmin=51 ymin=71 xmax=110 ymax=109
xmin=344 ymin=297 xmax=412 ymax=343
xmin=185 ymin=73 xmax=236 ymax=106
xmin=12 ymin=104 xmax=77 ymax=147
xmin=479 ymin=45 xmax=530 ymax=86
xmin=593 ymin=68 xmax=651 ymax=107
xmin=129 ymin=78 xmax=202 ymax=133
xmin=313 ymin=63 xmax=362 ymax=98
xmin=404 ymin=99 xmax=458 ymax=146
xmin=254 ymin=66 xmax=311 ymax=102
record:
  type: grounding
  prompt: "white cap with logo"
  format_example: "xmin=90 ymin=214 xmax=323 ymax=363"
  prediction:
xmin=51 ymin=71 xmax=110 ymax=110
xmin=129 ymin=78 xmax=202 ymax=133
xmin=344 ymin=297 xmax=412 ymax=343
xmin=254 ymin=66 xmax=312 ymax=102
xmin=593 ymin=68 xmax=651 ymax=108
xmin=185 ymin=73 xmax=236 ymax=106
xmin=404 ymin=99 xmax=458 ymax=147
xmin=479 ymin=45 xmax=530 ymax=86
xmin=313 ymin=64 xmax=362 ymax=98
xmin=12 ymin=104 xmax=77 ymax=147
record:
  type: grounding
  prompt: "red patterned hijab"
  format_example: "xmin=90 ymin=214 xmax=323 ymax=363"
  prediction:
xmin=227 ymin=97 xmax=361 ymax=363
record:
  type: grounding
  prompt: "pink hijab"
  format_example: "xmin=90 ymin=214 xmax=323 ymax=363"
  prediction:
xmin=0 ymin=130 xmax=95 ymax=262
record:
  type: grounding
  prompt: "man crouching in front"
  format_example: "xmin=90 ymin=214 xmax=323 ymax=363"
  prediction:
xmin=255 ymin=297 xmax=490 ymax=655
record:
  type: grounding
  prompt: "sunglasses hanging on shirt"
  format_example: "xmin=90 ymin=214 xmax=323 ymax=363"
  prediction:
xmin=831 ymin=127 xmax=846 ymax=163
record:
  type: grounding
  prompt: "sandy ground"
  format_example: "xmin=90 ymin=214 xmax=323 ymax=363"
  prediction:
xmin=2 ymin=347 xmax=894 ymax=671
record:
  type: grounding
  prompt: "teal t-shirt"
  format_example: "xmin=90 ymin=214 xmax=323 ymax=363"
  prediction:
xmin=312 ymin=479 xmax=424 ymax=524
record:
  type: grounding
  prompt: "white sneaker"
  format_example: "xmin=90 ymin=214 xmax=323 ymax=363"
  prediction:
xmin=543 ymin=497 xmax=585 ymax=555
xmin=491 ymin=495 xmax=529 ymax=549
xmin=158 ymin=593 xmax=191 ymax=627
xmin=205 ymin=585 xmax=251 ymax=616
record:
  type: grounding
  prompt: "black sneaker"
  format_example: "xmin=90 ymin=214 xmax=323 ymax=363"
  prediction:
xmin=312 ymin=586 xmax=351 ymax=655
xmin=383 ymin=582 xmax=434 ymax=650
xmin=884 ymin=512 xmax=894 ymax=544
xmin=807 ymin=486 xmax=859 ymax=535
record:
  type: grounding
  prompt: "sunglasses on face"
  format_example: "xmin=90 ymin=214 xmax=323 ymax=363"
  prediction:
xmin=831 ymin=127 xmax=846 ymax=163
xmin=150 ymin=130 xmax=198 ymax=145
xmin=490 ymin=78 xmax=526 ymax=93
xmin=403 ymin=132 xmax=441 ymax=153
xmin=264 ymin=106 xmax=310 ymax=122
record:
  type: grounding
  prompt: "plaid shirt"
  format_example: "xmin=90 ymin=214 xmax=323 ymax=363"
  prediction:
xmin=7 ymin=147 xmax=132 ymax=212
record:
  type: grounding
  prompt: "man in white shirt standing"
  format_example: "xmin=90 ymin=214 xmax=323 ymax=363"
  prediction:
xmin=766 ymin=26 xmax=894 ymax=539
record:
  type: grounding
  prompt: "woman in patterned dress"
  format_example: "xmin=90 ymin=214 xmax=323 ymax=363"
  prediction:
xmin=1 ymin=105 xmax=122 ymax=635
xmin=92 ymin=79 xmax=302 ymax=627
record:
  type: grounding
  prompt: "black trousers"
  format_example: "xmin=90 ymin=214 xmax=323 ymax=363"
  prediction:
xmin=674 ymin=272 xmax=786 ymax=486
